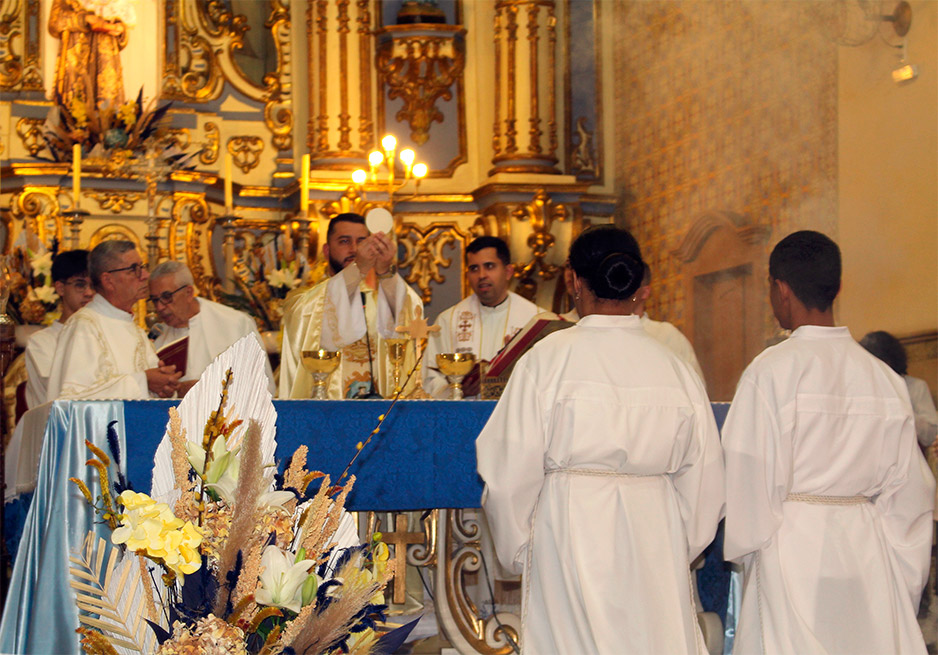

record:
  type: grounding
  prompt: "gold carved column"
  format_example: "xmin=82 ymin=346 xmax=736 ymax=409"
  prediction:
xmin=307 ymin=0 xmax=377 ymax=170
xmin=490 ymin=0 xmax=560 ymax=175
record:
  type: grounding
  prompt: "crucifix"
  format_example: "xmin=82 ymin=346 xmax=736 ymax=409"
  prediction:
xmin=383 ymin=512 xmax=426 ymax=605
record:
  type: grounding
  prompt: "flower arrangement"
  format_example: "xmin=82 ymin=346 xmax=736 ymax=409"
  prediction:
xmin=5 ymin=235 xmax=61 ymax=325
xmin=220 ymin=232 xmax=320 ymax=332
xmin=68 ymin=344 xmax=406 ymax=655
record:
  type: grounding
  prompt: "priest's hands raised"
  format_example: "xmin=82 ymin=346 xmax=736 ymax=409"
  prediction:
xmin=354 ymin=232 xmax=394 ymax=276
xmin=147 ymin=363 xmax=183 ymax=398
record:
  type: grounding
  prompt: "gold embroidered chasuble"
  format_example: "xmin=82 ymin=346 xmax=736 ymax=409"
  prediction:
xmin=279 ymin=269 xmax=422 ymax=399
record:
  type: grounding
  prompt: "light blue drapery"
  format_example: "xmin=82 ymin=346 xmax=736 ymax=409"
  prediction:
xmin=0 ymin=400 xmax=127 ymax=654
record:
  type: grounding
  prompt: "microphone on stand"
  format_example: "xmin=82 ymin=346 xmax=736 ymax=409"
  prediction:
xmin=355 ymin=291 xmax=383 ymax=399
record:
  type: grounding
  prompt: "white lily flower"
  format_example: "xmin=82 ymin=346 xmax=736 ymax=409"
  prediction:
xmin=258 ymin=490 xmax=295 ymax=509
xmin=255 ymin=545 xmax=316 ymax=613
xmin=186 ymin=438 xmax=240 ymax=503
xmin=29 ymin=251 xmax=53 ymax=279
xmin=266 ymin=266 xmax=300 ymax=291
xmin=31 ymin=285 xmax=59 ymax=305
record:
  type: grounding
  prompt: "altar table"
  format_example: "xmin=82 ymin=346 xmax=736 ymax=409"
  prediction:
xmin=0 ymin=399 xmax=730 ymax=654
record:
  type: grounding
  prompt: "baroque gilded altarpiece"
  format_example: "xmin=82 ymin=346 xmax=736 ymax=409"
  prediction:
xmin=0 ymin=0 xmax=614 ymax=652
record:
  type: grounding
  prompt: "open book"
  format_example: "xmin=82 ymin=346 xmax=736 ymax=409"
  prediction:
xmin=156 ymin=335 xmax=188 ymax=375
xmin=469 ymin=315 xmax=575 ymax=398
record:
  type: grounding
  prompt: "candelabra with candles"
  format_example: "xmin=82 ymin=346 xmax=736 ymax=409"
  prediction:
xmin=351 ymin=134 xmax=429 ymax=211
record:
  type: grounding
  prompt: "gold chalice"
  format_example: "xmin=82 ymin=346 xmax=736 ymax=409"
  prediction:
xmin=386 ymin=338 xmax=409 ymax=396
xmin=301 ymin=349 xmax=341 ymax=400
xmin=436 ymin=352 xmax=476 ymax=400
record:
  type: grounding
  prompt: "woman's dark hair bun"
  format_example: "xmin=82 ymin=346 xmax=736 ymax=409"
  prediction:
xmin=600 ymin=254 xmax=640 ymax=297
xmin=569 ymin=226 xmax=644 ymax=301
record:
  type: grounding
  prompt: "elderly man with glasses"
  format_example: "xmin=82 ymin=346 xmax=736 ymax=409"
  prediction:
xmin=149 ymin=261 xmax=274 ymax=396
xmin=46 ymin=240 xmax=181 ymax=400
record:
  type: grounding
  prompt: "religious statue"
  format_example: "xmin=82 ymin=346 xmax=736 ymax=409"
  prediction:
xmin=48 ymin=0 xmax=133 ymax=109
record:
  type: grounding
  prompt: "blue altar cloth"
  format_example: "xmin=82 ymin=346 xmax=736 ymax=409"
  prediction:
xmin=0 ymin=399 xmax=731 ymax=654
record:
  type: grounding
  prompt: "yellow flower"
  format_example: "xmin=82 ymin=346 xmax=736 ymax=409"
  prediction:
xmin=111 ymin=491 xmax=203 ymax=578
xmin=69 ymin=97 xmax=88 ymax=128
xmin=117 ymin=102 xmax=137 ymax=129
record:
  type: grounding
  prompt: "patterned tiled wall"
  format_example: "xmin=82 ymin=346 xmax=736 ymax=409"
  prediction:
xmin=614 ymin=1 xmax=838 ymax=336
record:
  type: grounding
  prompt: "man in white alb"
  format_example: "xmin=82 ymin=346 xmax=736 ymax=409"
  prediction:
xmin=722 ymin=230 xmax=935 ymax=654
xmin=23 ymin=249 xmax=94 ymax=408
xmin=423 ymin=236 xmax=542 ymax=398
xmin=149 ymin=261 xmax=275 ymax=396
xmin=633 ymin=263 xmax=705 ymax=383
xmin=279 ymin=213 xmax=422 ymax=399
xmin=46 ymin=240 xmax=182 ymax=400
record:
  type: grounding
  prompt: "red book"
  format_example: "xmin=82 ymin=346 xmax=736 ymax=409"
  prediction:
xmin=485 ymin=316 xmax=574 ymax=379
xmin=156 ymin=335 xmax=188 ymax=375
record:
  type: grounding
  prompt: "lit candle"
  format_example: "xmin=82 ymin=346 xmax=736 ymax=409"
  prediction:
xmin=224 ymin=154 xmax=233 ymax=214
xmin=300 ymin=154 xmax=309 ymax=214
xmin=72 ymin=143 xmax=81 ymax=209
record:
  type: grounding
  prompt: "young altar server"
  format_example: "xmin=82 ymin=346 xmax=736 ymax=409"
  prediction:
xmin=149 ymin=261 xmax=275 ymax=396
xmin=476 ymin=226 xmax=725 ymax=653
xmin=23 ymin=249 xmax=94 ymax=408
xmin=722 ymin=230 xmax=935 ymax=654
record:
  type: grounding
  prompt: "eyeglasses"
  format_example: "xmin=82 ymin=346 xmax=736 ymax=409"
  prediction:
xmin=106 ymin=262 xmax=146 ymax=278
xmin=148 ymin=285 xmax=190 ymax=307
xmin=63 ymin=278 xmax=91 ymax=290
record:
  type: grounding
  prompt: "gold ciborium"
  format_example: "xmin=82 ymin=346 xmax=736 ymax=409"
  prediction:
xmin=386 ymin=338 xmax=409 ymax=396
xmin=301 ymin=349 xmax=341 ymax=399
xmin=436 ymin=352 xmax=476 ymax=400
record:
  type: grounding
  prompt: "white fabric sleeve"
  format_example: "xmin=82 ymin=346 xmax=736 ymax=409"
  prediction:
xmin=374 ymin=274 xmax=407 ymax=339
xmin=320 ymin=270 xmax=366 ymax=350
xmin=421 ymin=312 xmax=450 ymax=398
xmin=47 ymin=319 xmax=151 ymax=401
xmin=475 ymin=362 xmax=545 ymax=574
xmin=907 ymin=377 xmax=938 ymax=448
xmin=670 ymin=374 xmax=725 ymax=562
xmin=722 ymin=376 xmax=790 ymax=563
xmin=873 ymin=413 xmax=936 ymax=608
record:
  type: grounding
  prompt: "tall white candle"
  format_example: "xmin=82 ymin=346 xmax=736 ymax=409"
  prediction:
xmin=224 ymin=153 xmax=233 ymax=214
xmin=300 ymin=154 xmax=310 ymax=214
xmin=72 ymin=143 xmax=81 ymax=209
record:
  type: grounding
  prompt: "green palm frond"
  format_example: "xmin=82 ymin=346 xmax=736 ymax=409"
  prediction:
xmin=69 ymin=533 xmax=163 ymax=654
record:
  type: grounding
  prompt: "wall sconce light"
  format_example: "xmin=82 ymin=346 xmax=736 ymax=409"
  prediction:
xmin=891 ymin=39 xmax=918 ymax=84
xmin=351 ymin=133 xmax=428 ymax=212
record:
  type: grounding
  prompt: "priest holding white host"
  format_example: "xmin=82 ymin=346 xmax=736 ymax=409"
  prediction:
xmin=149 ymin=261 xmax=275 ymax=397
xmin=422 ymin=236 xmax=542 ymax=398
xmin=45 ymin=240 xmax=181 ymax=401
xmin=279 ymin=212 xmax=423 ymax=399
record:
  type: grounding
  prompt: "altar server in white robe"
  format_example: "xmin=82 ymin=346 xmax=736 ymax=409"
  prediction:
xmin=46 ymin=240 xmax=182 ymax=400
xmin=280 ymin=213 xmax=422 ymax=399
xmin=477 ymin=226 xmax=725 ymax=654
xmin=149 ymin=261 xmax=275 ymax=396
xmin=860 ymin=330 xmax=938 ymax=449
xmin=423 ymin=236 xmax=542 ymax=397
xmin=23 ymin=249 xmax=94 ymax=408
xmin=723 ymin=231 xmax=935 ymax=655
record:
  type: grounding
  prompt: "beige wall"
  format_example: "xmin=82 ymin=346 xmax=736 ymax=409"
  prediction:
xmin=837 ymin=0 xmax=938 ymax=340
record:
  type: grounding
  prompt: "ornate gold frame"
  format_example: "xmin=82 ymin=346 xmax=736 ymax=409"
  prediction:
xmin=0 ymin=0 xmax=43 ymax=92
xmin=162 ymin=0 xmax=294 ymax=153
